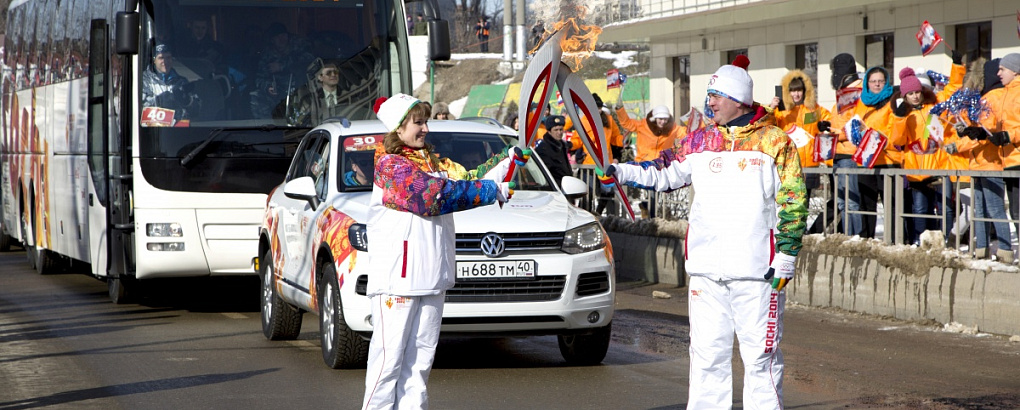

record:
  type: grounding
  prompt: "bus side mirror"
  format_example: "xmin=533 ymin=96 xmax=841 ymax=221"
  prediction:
xmin=428 ymin=20 xmax=450 ymax=61
xmin=115 ymin=12 xmax=139 ymax=55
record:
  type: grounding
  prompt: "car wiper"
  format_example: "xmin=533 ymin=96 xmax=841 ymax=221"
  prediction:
xmin=179 ymin=124 xmax=310 ymax=167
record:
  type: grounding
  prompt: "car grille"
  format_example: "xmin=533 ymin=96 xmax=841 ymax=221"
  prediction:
xmin=456 ymin=232 xmax=563 ymax=254
xmin=355 ymin=275 xmax=566 ymax=302
xmin=576 ymin=271 xmax=610 ymax=297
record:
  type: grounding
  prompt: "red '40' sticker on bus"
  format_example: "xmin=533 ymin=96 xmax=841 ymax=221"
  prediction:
xmin=141 ymin=107 xmax=175 ymax=127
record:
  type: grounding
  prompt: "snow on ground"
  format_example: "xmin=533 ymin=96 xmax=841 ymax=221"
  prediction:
xmin=450 ymin=53 xmax=504 ymax=60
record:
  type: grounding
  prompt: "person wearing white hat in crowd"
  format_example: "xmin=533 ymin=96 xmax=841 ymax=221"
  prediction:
xmin=362 ymin=93 xmax=526 ymax=409
xmin=598 ymin=63 xmax=807 ymax=409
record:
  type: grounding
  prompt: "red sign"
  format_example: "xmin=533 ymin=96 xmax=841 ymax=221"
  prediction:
xmin=141 ymin=107 xmax=175 ymax=127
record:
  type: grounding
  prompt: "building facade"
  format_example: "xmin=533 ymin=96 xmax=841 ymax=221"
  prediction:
xmin=600 ymin=0 xmax=1020 ymax=116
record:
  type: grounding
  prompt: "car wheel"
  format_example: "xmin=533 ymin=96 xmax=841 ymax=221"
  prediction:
xmin=557 ymin=322 xmax=612 ymax=366
xmin=319 ymin=263 xmax=369 ymax=369
xmin=260 ymin=250 xmax=302 ymax=340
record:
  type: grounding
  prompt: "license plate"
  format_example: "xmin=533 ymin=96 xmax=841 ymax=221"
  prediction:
xmin=456 ymin=260 xmax=536 ymax=280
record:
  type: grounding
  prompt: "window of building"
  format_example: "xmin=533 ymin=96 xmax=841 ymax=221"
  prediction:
xmin=672 ymin=55 xmax=690 ymax=116
xmin=726 ymin=49 xmax=747 ymax=66
xmin=864 ymin=33 xmax=894 ymax=73
xmin=795 ymin=43 xmax=818 ymax=88
xmin=955 ymin=21 xmax=991 ymax=63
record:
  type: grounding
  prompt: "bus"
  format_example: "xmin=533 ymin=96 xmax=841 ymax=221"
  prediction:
xmin=1 ymin=0 xmax=450 ymax=302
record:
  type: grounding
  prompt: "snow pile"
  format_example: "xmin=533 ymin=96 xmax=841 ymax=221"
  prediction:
xmin=592 ymin=50 xmax=639 ymax=68
xmin=942 ymin=322 xmax=979 ymax=335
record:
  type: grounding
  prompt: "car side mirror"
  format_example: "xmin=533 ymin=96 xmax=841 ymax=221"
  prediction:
xmin=283 ymin=176 xmax=320 ymax=208
xmin=560 ymin=175 xmax=588 ymax=199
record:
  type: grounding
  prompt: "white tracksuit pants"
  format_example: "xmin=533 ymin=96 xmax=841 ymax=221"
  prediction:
xmin=363 ymin=293 xmax=445 ymax=410
xmin=687 ymin=276 xmax=785 ymax=410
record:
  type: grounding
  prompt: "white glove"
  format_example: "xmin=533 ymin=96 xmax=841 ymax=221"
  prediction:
xmin=482 ymin=157 xmax=512 ymax=182
xmin=764 ymin=253 xmax=796 ymax=291
xmin=496 ymin=182 xmax=514 ymax=203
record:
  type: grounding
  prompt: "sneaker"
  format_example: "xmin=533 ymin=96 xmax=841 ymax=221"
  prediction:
xmin=974 ymin=248 xmax=988 ymax=258
xmin=996 ymin=249 xmax=1014 ymax=264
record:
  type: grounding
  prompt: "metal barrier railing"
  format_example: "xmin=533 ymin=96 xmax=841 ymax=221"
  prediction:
xmin=573 ymin=164 xmax=1020 ymax=255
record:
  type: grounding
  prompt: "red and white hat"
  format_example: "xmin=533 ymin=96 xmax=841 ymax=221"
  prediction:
xmin=374 ymin=93 xmax=421 ymax=132
xmin=707 ymin=65 xmax=754 ymax=106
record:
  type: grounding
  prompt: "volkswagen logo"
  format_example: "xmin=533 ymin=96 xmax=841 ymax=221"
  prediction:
xmin=480 ymin=233 xmax=505 ymax=258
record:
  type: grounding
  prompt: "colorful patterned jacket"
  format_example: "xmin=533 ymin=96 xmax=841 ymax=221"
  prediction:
xmin=365 ymin=145 xmax=508 ymax=296
xmin=613 ymin=106 xmax=807 ymax=280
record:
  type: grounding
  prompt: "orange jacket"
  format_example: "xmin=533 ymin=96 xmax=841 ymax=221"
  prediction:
xmin=615 ymin=107 xmax=686 ymax=162
xmin=565 ymin=114 xmax=623 ymax=165
xmin=827 ymin=79 xmax=864 ymax=162
xmin=986 ymin=79 xmax=1020 ymax=169
xmin=895 ymin=105 xmax=950 ymax=181
xmin=956 ymin=94 xmax=1004 ymax=171
xmin=847 ymin=97 xmax=903 ymax=166
xmin=775 ymin=104 xmax=832 ymax=168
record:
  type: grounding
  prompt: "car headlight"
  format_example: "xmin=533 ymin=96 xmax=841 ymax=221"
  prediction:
xmin=561 ymin=222 xmax=606 ymax=254
xmin=146 ymin=223 xmax=183 ymax=237
xmin=349 ymin=223 xmax=368 ymax=252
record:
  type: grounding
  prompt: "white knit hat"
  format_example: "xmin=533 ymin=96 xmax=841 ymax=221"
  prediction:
xmin=707 ymin=65 xmax=753 ymax=106
xmin=651 ymin=105 xmax=671 ymax=119
xmin=375 ymin=93 xmax=421 ymax=132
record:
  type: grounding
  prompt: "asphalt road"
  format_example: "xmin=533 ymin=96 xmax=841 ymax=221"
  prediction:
xmin=2 ymin=248 xmax=1019 ymax=409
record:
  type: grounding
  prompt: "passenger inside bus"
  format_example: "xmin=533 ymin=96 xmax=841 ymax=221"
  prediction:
xmin=142 ymin=44 xmax=201 ymax=124
xmin=251 ymin=23 xmax=315 ymax=119
xmin=274 ymin=60 xmax=343 ymax=126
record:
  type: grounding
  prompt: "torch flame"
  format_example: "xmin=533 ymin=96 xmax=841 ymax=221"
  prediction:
xmin=530 ymin=5 xmax=601 ymax=70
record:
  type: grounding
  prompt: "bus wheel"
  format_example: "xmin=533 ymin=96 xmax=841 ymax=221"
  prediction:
xmin=0 ymin=233 xmax=11 ymax=252
xmin=35 ymin=248 xmax=60 ymax=275
xmin=20 ymin=213 xmax=37 ymax=270
xmin=319 ymin=263 xmax=369 ymax=369
xmin=108 ymin=276 xmax=133 ymax=304
xmin=260 ymin=250 xmax=302 ymax=340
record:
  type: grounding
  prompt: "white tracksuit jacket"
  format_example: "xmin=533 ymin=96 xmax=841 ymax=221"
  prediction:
xmin=614 ymin=107 xmax=807 ymax=410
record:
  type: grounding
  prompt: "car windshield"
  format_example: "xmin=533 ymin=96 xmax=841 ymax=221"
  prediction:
xmin=338 ymin=131 xmax=555 ymax=192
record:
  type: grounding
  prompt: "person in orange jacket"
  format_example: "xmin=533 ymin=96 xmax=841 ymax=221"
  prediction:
xmin=614 ymin=103 xmax=686 ymax=162
xmin=850 ymin=65 xmax=904 ymax=238
xmin=826 ymin=53 xmax=865 ymax=236
xmin=955 ymin=57 xmax=1010 ymax=261
xmin=893 ymin=68 xmax=952 ymax=244
xmin=980 ymin=54 xmax=1020 ymax=261
xmin=769 ymin=69 xmax=833 ymax=233
xmin=893 ymin=55 xmax=967 ymax=244
xmin=564 ymin=94 xmax=625 ymax=215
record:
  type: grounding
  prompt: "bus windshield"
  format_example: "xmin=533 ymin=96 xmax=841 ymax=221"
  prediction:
xmin=138 ymin=0 xmax=408 ymax=193
xmin=139 ymin=0 xmax=403 ymax=129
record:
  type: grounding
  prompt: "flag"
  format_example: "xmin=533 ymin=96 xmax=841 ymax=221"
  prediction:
xmin=606 ymin=69 xmax=621 ymax=89
xmin=916 ymin=20 xmax=943 ymax=57
xmin=555 ymin=90 xmax=564 ymax=107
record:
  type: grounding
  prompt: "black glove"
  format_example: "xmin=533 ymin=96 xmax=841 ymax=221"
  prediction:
xmin=952 ymin=50 xmax=963 ymax=65
xmin=817 ymin=120 xmax=831 ymax=133
xmin=893 ymin=100 xmax=911 ymax=117
xmin=965 ymin=126 xmax=987 ymax=140
xmin=592 ymin=93 xmax=604 ymax=109
xmin=989 ymin=131 xmax=1011 ymax=146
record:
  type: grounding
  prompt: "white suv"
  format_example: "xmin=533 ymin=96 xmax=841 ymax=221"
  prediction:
xmin=258 ymin=118 xmax=615 ymax=368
